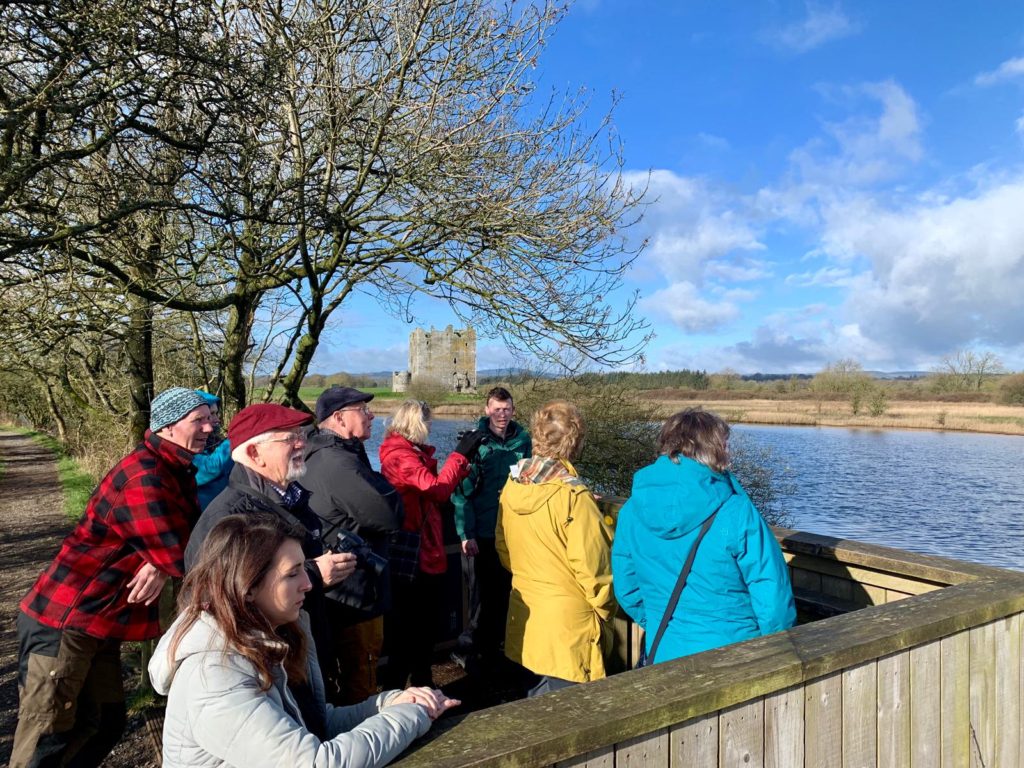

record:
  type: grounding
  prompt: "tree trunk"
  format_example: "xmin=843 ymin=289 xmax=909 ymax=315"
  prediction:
xmin=43 ymin=381 xmax=68 ymax=443
xmin=124 ymin=294 xmax=154 ymax=444
xmin=278 ymin=331 xmax=322 ymax=412
xmin=221 ymin=299 xmax=256 ymax=413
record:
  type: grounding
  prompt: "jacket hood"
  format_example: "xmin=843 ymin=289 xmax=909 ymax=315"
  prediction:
xmin=150 ymin=612 xmax=222 ymax=696
xmin=379 ymin=432 xmax=434 ymax=463
xmin=628 ymin=455 xmax=737 ymax=540
xmin=149 ymin=612 xmax=283 ymax=696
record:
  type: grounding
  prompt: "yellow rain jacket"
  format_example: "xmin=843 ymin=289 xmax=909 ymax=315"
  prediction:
xmin=496 ymin=457 xmax=617 ymax=683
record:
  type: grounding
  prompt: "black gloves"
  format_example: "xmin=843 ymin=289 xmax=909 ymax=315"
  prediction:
xmin=454 ymin=429 xmax=488 ymax=461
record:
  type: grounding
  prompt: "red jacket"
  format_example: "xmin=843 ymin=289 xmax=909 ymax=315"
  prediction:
xmin=20 ymin=430 xmax=198 ymax=641
xmin=378 ymin=433 xmax=469 ymax=575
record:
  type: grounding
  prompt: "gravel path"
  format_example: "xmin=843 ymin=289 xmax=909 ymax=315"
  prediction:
xmin=0 ymin=430 xmax=156 ymax=767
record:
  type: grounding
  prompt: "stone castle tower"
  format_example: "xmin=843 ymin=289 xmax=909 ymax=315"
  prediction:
xmin=392 ymin=325 xmax=477 ymax=393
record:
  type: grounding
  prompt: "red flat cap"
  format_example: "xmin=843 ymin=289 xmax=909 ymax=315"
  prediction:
xmin=228 ymin=403 xmax=313 ymax=449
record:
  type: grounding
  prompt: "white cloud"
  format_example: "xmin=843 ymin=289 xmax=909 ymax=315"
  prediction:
xmin=785 ymin=266 xmax=855 ymax=287
xmin=1017 ymin=112 xmax=1024 ymax=139
xmin=696 ymin=132 xmax=730 ymax=151
xmin=790 ymin=80 xmax=923 ymax=187
xmin=625 ymin=170 xmax=765 ymax=283
xmin=640 ymin=281 xmax=741 ymax=333
xmin=975 ymin=57 xmax=1024 ymax=87
xmin=818 ymin=180 xmax=1024 ymax=355
xmin=764 ymin=3 xmax=859 ymax=54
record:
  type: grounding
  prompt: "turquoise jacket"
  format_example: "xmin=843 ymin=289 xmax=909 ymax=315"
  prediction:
xmin=193 ymin=439 xmax=233 ymax=510
xmin=452 ymin=417 xmax=531 ymax=541
xmin=612 ymin=455 xmax=795 ymax=663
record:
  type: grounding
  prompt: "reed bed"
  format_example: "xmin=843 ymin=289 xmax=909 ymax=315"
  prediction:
xmin=646 ymin=398 xmax=1024 ymax=435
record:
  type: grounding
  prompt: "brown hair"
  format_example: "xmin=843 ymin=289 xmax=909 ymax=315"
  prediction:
xmin=485 ymin=386 xmax=513 ymax=405
xmin=170 ymin=514 xmax=308 ymax=690
xmin=385 ymin=399 xmax=431 ymax=445
xmin=530 ymin=400 xmax=586 ymax=461
xmin=657 ymin=408 xmax=731 ymax=473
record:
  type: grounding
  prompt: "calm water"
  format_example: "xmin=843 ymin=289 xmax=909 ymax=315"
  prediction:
xmin=733 ymin=425 xmax=1024 ymax=571
xmin=365 ymin=418 xmax=1024 ymax=571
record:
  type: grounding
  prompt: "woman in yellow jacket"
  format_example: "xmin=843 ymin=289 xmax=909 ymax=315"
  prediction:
xmin=496 ymin=400 xmax=616 ymax=697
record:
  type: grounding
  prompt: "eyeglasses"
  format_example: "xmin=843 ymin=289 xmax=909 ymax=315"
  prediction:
xmin=339 ymin=405 xmax=372 ymax=416
xmin=263 ymin=432 xmax=306 ymax=446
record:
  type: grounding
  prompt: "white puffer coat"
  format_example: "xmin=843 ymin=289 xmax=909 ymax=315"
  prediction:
xmin=149 ymin=612 xmax=431 ymax=768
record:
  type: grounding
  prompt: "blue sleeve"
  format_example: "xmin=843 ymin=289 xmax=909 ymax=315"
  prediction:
xmin=611 ymin=498 xmax=646 ymax=629
xmin=193 ymin=440 xmax=232 ymax=487
xmin=728 ymin=478 xmax=796 ymax=636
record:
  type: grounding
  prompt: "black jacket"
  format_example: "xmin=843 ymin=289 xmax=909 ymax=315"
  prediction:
xmin=185 ymin=465 xmax=331 ymax=658
xmin=303 ymin=429 xmax=403 ymax=621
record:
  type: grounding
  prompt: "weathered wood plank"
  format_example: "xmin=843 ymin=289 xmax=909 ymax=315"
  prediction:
xmin=842 ymin=660 xmax=876 ymax=768
xmin=821 ymin=573 xmax=856 ymax=602
xmin=940 ymin=630 xmax=970 ymax=768
xmin=774 ymin=528 xmax=1008 ymax=584
xmin=994 ymin=613 xmax=1021 ymax=768
xmin=555 ymin=745 xmax=614 ymax=768
xmin=783 ymin=552 xmax=947 ymax=595
xmin=968 ymin=621 xmax=995 ymax=768
xmin=909 ymin=640 xmax=940 ymax=768
xmin=884 ymin=589 xmax=911 ymax=603
xmin=877 ymin=650 xmax=910 ymax=767
xmin=615 ymin=729 xmax=668 ymax=768
xmin=391 ymin=579 xmax=1024 ymax=768
xmin=805 ymin=673 xmax=842 ymax=767
xmin=671 ymin=716 xmax=717 ymax=768
xmin=764 ymin=686 xmax=803 ymax=768
xmin=719 ymin=700 xmax=763 ymax=768
xmin=790 ymin=566 xmax=822 ymax=594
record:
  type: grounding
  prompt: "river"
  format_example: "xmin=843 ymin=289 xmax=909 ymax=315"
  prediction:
xmin=363 ymin=418 xmax=1024 ymax=572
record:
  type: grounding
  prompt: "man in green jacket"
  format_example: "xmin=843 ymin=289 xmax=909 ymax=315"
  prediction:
xmin=452 ymin=387 xmax=531 ymax=672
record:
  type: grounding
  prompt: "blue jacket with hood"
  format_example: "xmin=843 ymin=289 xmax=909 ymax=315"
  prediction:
xmin=611 ymin=454 xmax=795 ymax=663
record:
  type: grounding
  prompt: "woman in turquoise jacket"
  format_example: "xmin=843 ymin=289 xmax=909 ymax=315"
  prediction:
xmin=611 ymin=408 xmax=795 ymax=663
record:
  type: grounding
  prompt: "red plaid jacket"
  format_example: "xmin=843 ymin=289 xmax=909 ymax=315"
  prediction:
xmin=20 ymin=430 xmax=199 ymax=640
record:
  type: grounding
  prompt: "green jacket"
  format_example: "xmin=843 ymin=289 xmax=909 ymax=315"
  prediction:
xmin=452 ymin=416 xmax=531 ymax=540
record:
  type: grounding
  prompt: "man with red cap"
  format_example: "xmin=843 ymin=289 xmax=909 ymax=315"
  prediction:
xmin=185 ymin=403 xmax=356 ymax=738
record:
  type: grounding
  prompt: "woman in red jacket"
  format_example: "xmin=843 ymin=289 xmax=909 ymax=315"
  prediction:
xmin=379 ymin=400 xmax=486 ymax=688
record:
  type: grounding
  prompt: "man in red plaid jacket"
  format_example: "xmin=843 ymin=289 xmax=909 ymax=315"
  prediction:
xmin=11 ymin=387 xmax=213 ymax=768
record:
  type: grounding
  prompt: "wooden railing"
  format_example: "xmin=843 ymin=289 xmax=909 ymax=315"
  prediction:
xmin=394 ymin=516 xmax=1024 ymax=767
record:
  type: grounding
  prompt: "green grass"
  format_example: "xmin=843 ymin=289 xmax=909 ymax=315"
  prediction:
xmin=0 ymin=427 xmax=95 ymax=520
xmin=298 ymin=385 xmax=481 ymax=406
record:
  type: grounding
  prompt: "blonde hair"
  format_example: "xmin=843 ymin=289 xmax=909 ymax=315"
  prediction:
xmin=386 ymin=399 xmax=431 ymax=445
xmin=530 ymin=400 xmax=585 ymax=461
xmin=657 ymin=408 xmax=730 ymax=473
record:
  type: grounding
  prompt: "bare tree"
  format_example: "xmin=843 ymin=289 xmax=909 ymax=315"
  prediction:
xmin=934 ymin=349 xmax=1005 ymax=392
xmin=3 ymin=0 xmax=650 ymax=420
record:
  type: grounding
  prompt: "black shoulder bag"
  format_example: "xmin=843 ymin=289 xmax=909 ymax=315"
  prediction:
xmin=637 ymin=509 xmax=719 ymax=668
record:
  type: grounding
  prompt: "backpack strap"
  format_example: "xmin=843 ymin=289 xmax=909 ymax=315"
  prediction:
xmin=646 ymin=508 xmax=719 ymax=665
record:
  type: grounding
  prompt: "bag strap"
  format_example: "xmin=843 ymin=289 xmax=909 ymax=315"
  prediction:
xmin=646 ymin=508 xmax=719 ymax=665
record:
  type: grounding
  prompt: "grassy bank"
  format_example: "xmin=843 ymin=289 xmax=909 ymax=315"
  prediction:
xmin=644 ymin=396 xmax=1024 ymax=435
xmin=0 ymin=426 xmax=94 ymax=519
xmin=296 ymin=385 xmax=1024 ymax=435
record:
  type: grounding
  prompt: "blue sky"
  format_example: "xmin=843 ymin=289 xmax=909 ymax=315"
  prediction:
xmin=313 ymin=0 xmax=1024 ymax=375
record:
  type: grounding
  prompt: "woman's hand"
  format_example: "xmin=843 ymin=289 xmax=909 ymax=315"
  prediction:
xmin=389 ymin=687 xmax=461 ymax=720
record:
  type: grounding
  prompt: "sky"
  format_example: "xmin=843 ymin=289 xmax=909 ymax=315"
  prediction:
xmin=312 ymin=0 xmax=1024 ymax=375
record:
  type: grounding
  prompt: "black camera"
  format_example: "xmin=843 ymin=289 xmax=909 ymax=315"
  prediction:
xmin=328 ymin=529 xmax=387 ymax=578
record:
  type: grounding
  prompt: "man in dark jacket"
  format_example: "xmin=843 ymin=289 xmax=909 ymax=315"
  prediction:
xmin=12 ymin=387 xmax=212 ymax=768
xmin=185 ymin=402 xmax=356 ymax=712
xmin=303 ymin=385 xmax=404 ymax=704
xmin=452 ymin=386 xmax=532 ymax=671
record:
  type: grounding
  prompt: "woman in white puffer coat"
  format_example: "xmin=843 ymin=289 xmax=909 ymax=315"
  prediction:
xmin=149 ymin=513 xmax=459 ymax=768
